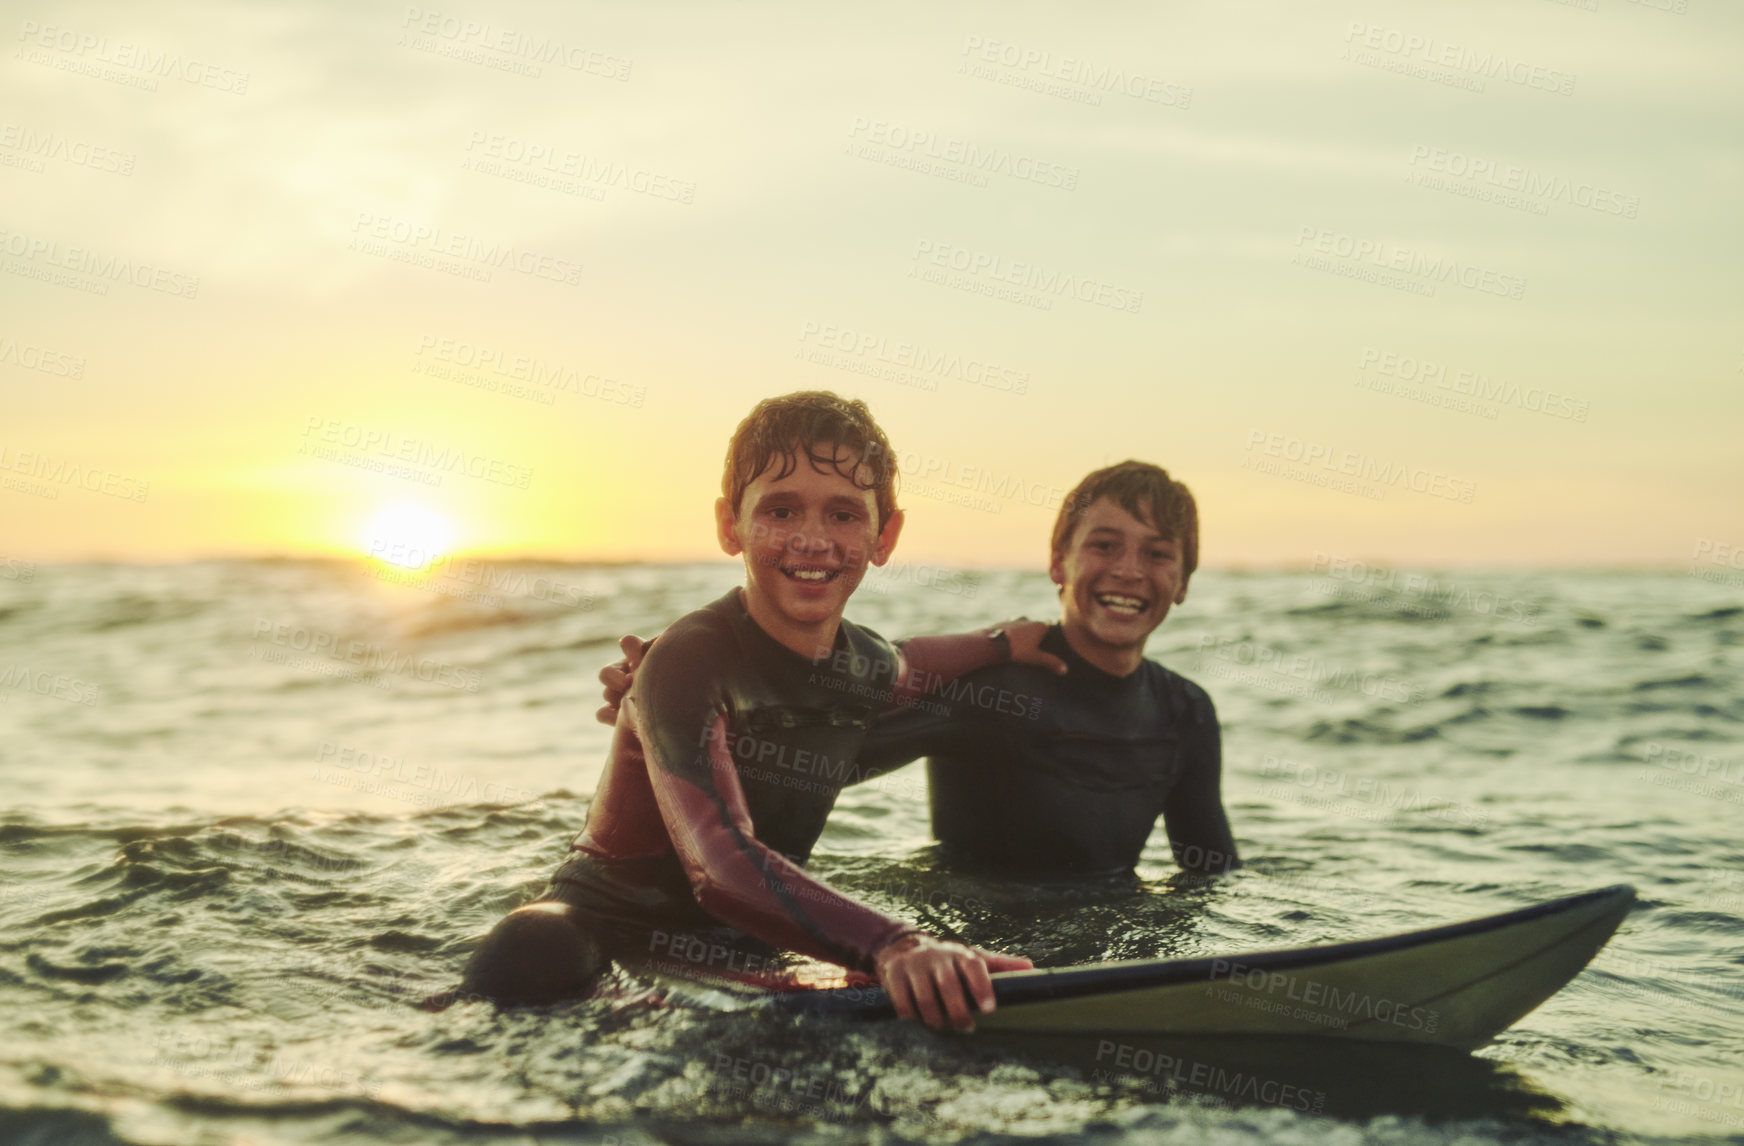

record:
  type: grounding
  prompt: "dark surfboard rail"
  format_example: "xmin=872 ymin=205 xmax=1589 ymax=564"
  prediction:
xmin=768 ymin=884 xmax=1637 ymax=1050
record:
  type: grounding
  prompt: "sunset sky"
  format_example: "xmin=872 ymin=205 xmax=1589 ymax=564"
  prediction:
xmin=2 ymin=1 xmax=1738 ymax=568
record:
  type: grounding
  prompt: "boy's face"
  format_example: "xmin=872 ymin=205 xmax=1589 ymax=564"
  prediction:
xmin=1050 ymin=496 xmax=1187 ymax=656
xmin=715 ymin=444 xmax=901 ymax=634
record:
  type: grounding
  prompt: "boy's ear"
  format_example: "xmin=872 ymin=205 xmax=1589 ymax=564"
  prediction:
xmin=1048 ymin=550 xmax=1065 ymax=588
xmin=869 ymin=508 xmax=904 ymax=567
xmin=715 ymin=497 xmax=744 ymax=557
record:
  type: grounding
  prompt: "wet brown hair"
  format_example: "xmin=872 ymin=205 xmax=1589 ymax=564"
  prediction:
xmin=1051 ymin=461 xmax=1199 ymax=585
xmin=722 ymin=391 xmax=899 ymax=526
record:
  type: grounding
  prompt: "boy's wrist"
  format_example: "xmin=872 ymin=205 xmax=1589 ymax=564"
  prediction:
xmin=985 ymin=626 xmax=1012 ymax=660
xmin=872 ymin=926 xmax=928 ymax=966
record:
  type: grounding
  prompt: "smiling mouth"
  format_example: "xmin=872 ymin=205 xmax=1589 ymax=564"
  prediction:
xmin=1094 ymin=592 xmax=1149 ymax=616
xmin=782 ymin=564 xmax=841 ymax=584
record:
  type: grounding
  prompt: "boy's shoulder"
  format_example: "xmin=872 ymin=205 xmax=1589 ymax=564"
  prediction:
xmin=1143 ymin=657 xmax=1217 ymax=726
xmin=836 ymin=614 xmax=897 ymax=659
xmin=639 ymin=591 xmax=744 ymax=675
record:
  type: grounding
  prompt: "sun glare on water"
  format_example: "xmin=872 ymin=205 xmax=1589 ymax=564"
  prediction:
xmin=361 ymin=503 xmax=458 ymax=570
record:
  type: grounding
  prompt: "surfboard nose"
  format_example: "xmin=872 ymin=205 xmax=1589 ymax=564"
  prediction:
xmin=1554 ymin=884 xmax=1636 ymax=941
xmin=1411 ymin=883 xmax=1637 ymax=1050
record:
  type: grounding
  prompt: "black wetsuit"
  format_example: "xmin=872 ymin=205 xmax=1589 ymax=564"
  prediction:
xmin=857 ymin=624 xmax=1238 ymax=879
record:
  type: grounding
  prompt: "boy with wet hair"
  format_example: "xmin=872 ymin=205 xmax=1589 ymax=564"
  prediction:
xmin=883 ymin=459 xmax=1236 ymax=879
xmin=460 ymin=391 xmax=1059 ymax=1031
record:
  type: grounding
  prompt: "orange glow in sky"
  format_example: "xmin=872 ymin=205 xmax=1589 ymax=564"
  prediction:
xmin=2 ymin=5 xmax=1739 ymax=568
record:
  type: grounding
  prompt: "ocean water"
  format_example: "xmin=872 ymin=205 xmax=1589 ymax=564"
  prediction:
xmin=1 ymin=559 xmax=1741 ymax=1145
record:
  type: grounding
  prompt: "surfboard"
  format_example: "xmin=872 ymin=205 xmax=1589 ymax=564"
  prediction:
xmin=770 ymin=884 xmax=1635 ymax=1051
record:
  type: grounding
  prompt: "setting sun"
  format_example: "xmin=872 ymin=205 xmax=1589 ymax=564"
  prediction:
xmin=361 ymin=502 xmax=458 ymax=569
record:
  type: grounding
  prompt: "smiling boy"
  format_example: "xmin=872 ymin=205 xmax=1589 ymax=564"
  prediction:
xmin=458 ymin=391 xmax=1056 ymax=1031
xmin=864 ymin=461 xmax=1239 ymax=878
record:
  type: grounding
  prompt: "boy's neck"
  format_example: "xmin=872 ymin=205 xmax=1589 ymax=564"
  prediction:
xmin=1057 ymin=618 xmax=1146 ymax=678
xmin=736 ymin=587 xmax=843 ymax=659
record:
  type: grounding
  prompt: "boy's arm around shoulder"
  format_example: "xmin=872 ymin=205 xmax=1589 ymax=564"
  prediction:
xmin=889 ymin=619 xmax=1066 ymax=709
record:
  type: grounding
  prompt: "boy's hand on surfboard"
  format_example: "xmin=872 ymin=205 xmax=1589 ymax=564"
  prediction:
xmin=1002 ymin=619 xmax=1069 ymax=675
xmin=875 ymin=933 xmax=1033 ymax=1033
xmin=595 ymin=635 xmax=650 ymax=725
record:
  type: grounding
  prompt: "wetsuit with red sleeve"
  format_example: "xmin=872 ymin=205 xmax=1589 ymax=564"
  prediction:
xmin=546 ymin=587 xmax=1009 ymax=978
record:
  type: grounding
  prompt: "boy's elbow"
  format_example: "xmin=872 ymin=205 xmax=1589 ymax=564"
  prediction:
xmin=690 ymin=875 xmax=728 ymax=917
xmin=682 ymin=857 xmax=720 ymax=901
xmin=685 ymin=860 xmax=747 ymax=918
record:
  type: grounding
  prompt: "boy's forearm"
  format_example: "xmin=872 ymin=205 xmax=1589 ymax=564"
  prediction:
xmin=648 ymin=713 xmax=922 ymax=972
xmin=889 ymin=628 xmax=1006 ymax=706
xmin=1162 ymin=715 xmax=1240 ymax=874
